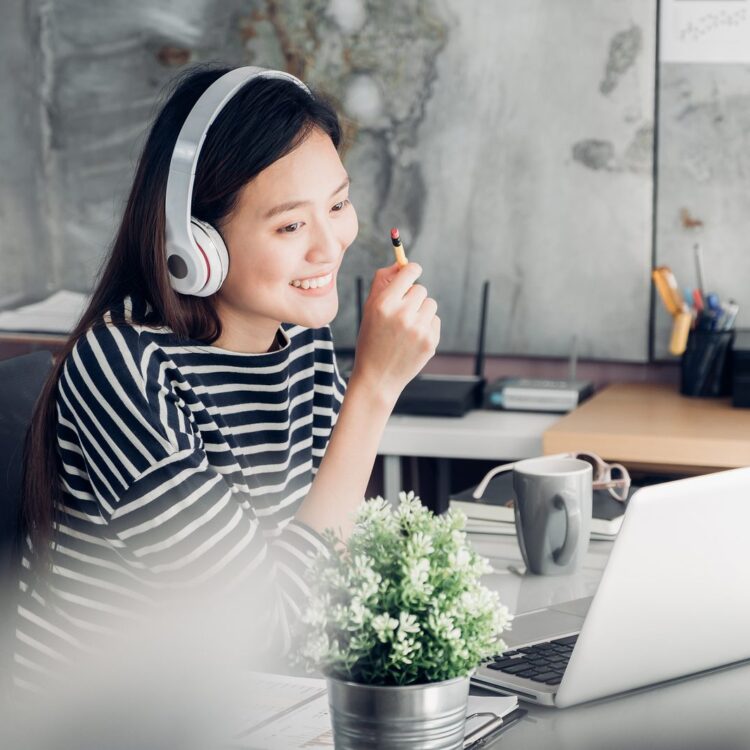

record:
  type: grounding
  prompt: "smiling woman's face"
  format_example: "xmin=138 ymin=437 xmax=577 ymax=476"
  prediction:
xmin=214 ymin=127 xmax=358 ymax=352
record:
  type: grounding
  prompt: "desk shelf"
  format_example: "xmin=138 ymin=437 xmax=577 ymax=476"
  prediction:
xmin=543 ymin=383 xmax=750 ymax=472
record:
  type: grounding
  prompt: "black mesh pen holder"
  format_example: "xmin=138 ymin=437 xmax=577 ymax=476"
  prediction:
xmin=680 ymin=329 xmax=734 ymax=398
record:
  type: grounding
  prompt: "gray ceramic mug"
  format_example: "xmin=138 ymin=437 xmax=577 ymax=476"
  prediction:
xmin=512 ymin=457 xmax=592 ymax=575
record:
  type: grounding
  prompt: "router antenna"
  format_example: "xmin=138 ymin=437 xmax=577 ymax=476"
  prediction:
xmin=475 ymin=280 xmax=489 ymax=378
xmin=355 ymin=276 xmax=364 ymax=333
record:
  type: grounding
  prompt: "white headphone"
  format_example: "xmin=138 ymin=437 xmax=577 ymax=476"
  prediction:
xmin=164 ymin=66 xmax=311 ymax=296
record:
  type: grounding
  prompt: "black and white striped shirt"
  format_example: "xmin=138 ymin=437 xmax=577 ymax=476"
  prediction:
xmin=14 ymin=297 xmax=346 ymax=691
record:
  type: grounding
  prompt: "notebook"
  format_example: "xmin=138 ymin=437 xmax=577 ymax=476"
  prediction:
xmin=450 ymin=471 xmax=636 ymax=539
xmin=0 ymin=290 xmax=89 ymax=334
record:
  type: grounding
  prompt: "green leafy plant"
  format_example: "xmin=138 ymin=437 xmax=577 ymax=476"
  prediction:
xmin=298 ymin=492 xmax=511 ymax=686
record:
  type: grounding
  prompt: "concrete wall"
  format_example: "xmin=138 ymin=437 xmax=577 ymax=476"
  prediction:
xmin=0 ymin=0 xmax=52 ymax=307
xmin=5 ymin=0 xmax=743 ymax=364
xmin=654 ymin=63 xmax=750 ymax=358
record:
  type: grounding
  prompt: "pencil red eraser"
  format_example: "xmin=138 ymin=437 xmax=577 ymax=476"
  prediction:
xmin=390 ymin=227 xmax=400 ymax=240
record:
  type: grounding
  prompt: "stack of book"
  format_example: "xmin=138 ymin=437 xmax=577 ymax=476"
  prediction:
xmin=450 ymin=471 xmax=635 ymax=541
xmin=0 ymin=290 xmax=89 ymax=336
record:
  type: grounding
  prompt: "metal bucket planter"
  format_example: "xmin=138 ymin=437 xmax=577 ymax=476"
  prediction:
xmin=326 ymin=674 xmax=470 ymax=749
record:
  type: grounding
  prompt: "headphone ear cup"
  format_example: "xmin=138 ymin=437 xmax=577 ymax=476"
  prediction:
xmin=189 ymin=218 xmax=229 ymax=297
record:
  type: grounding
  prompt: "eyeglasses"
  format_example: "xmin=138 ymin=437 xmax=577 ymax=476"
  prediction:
xmin=472 ymin=452 xmax=631 ymax=503
xmin=573 ymin=452 xmax=631 ymax=502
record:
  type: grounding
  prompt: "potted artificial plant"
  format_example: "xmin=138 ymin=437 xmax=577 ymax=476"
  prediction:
xmin=298 ymin=492 xmax=511 ymax=749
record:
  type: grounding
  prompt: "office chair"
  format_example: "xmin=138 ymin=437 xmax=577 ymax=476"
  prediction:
xmin=0 ymin=350 xmax=54 ymax=693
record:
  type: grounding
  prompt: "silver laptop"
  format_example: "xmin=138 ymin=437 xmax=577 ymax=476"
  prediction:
xmin=473 ymin=467 xmax=750 ymax=707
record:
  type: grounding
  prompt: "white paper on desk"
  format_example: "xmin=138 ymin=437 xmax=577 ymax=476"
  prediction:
xmin=0 ymin=290 xmax=89 ymax=333
xmin=661 ymin=0 xmax=750 ymax=63
xmin=465 ymin=521 xmax=518 ymax=537
xmin=240 ymin=693 xmax=334 ymax=749
xmin=466 ymin=521 xmax=617 ymax=542
xmin=232 ymin=673 xmax=518 ymax=749
xmin=464 ymin=694 xmax=518 ymax=737
xmin=232 ymin=672 xmax=328 ymax=740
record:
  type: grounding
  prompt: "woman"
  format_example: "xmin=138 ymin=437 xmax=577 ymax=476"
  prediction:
xmin=15 ymin=66 xmax=439 ymax=690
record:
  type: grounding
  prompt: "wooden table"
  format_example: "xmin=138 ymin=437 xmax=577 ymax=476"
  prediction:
xmin=0 ymin=331 xmax=68 ymax=361
xmin=379 ymin=409 xmax=561 ymax=506
xmin=543 ymin=382 xmax=750 ymax=473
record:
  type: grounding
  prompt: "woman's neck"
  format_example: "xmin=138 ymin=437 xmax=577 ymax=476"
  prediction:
xmin=211 ymin=306 xmax=282 ymax=354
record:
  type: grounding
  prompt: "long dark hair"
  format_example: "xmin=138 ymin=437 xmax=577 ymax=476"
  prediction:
xmin=22 ymin=65 xmax=341 ymax=561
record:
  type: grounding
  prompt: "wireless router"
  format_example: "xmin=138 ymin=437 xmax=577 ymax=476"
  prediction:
xmin=392 ymin=281 xmax=489 ymax=417
xmin=483 ymin=335 xmax=594 ymax=413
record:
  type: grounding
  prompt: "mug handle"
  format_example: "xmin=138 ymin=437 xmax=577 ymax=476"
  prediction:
xmin=552 ymin=490 xmax=580 ymax=566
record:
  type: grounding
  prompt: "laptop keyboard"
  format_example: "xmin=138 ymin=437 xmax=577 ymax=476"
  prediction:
xmin=485 ymin=634 xmax=579 ymax=686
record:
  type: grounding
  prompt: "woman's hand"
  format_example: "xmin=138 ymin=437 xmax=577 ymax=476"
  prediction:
xmin=349 ymin=262 xmax=441 ymax=408
xmin=298 ymin=262 xmax=439 ymax=538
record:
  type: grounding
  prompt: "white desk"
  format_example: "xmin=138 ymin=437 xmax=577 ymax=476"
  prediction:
xmin=473 ymin=533 xmax=750 ymax=749
xmin=377 ymin=410 xmax=560 ymax=502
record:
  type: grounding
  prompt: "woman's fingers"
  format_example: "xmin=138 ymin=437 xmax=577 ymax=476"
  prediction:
xmin=403 ymin=283 xmax=428 ymax=313
xmin=387 ymin=263 xmax=423 ymax=304
xmin=369 ymin=262 xmax=422 ymax=303
xmin=431 ymin=314 xmax=441 ymax=347
xmin=369 ymin=262 xmax=400 ymax=292
xmin=415 ymin=295 xmax=438 ymax=319
xmin=415 ymin=299 xmax=440 ymax=354
xmin=352 ymin=262 xmax=440 ymax=403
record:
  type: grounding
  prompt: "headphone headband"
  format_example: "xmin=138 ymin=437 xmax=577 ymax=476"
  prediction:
xmin=165 ymin=66 xmax=311 ymax=296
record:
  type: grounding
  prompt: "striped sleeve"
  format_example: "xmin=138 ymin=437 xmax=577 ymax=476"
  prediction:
xmin=310 ymin=326 xmax=347 ymax=470
xmin=58 ymin=324 xmax=330 ymax=644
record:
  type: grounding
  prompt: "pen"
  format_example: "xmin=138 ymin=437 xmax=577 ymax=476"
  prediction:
xmin=692 ymin=288 xmax=704 ymax=313
xmin=464 ymin=708 xmax=527 ymax=748
xmin=390 ymin=227 xmax=408 ymax=267
xmin=663 ymin=267 xmax=688 ymax=313
xmin=719 ymin=301 xmax=740 ymax=331
xmin=463 ymin=713 xmax=504 ymax=748
xmin=706 ymin=292 xmax=721 ymax=313
xmin=697 ymin=309 xmax=717 ymax=332
xmin=693 ymin=242 xmax=706 ymax=298
xmin=699 ymin=293 xmax=722 ymax=331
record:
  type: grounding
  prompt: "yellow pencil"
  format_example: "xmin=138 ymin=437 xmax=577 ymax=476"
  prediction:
xmin=652 ymin=267 xmax=687 ymax=317
xmin=669 ymin=310 xmax=692 ymax=356
xmin=390 ymin=227 xmax=408 ymax=267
